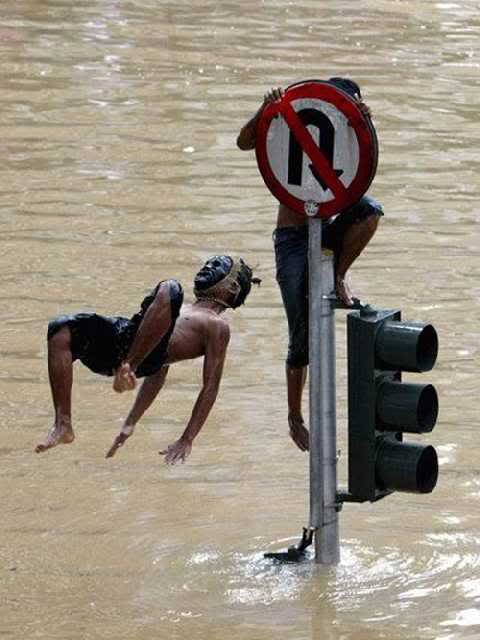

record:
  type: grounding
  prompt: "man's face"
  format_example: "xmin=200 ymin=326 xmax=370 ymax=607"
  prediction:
xmin=194 ymin=256 xmax=233 ymax=291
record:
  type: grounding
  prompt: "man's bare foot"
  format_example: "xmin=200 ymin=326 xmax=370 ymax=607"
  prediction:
xmin=35 ymin=420 xmax=75 ymax=453
xmin=288 ymin=414 xmax=309 ymax=452
xmin=336 ymin=275 xmax=354 ymax=307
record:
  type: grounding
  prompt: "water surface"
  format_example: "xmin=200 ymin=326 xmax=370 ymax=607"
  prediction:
xmin=1 ymin=1 xmax=479 ymax=639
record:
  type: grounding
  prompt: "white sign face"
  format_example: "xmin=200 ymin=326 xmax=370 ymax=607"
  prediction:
xmin=265 ymin=98 xmax=360 ymax=203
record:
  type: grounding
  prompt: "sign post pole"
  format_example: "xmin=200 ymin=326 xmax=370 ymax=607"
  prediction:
xmin=308 ymin=216 xmax=339 ymax=565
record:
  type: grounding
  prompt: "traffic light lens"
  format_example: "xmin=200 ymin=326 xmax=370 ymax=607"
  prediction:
xmin=376 ymin=321 xmax=439 ymax=372
xmin=416 ymin=445 xmax=439 ymax=493
xmin=416 ymin=325 xmax=439 ymax=372
xmin=375 ymin=439 xmax=439 ymax=494
xmin=417 ymin=384 xmax=439 ymax=432
xmin=377 ymin=381 xmax=439 ymax=433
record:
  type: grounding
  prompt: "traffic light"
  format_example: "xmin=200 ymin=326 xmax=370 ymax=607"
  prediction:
xmin=347 ymin=305 xmax=439 ymax=502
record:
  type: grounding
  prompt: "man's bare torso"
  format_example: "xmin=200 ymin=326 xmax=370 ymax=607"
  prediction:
xmin=165 ymin=303 xmax=229 ymax=364
xmin=277 ymin=203 xmax=304 ymax=228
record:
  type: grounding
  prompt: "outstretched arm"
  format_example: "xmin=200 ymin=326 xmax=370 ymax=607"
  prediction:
xmin=160 ymin=320 xmax=230 ymax=465
xmin=113 ymin=282 xmax=172 ymax=393
xmin=236 ymin=87 xmax=284 ymax=150
xmin=106 ymin=366 xmax=169 ymax=458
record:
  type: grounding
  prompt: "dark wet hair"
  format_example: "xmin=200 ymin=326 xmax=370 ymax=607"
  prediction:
xmin=328 ymin=77 xmax=361 ymax=99
xmin=231 ymin=258 xmax=253 ymax=308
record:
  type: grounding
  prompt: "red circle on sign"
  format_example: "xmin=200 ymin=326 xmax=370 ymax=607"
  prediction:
xmin=255 ymin=81 xmax=378 ymax=219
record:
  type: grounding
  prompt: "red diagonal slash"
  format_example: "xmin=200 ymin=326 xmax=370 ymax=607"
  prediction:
xmin=278 ymin=100 xmax=349 ymax=202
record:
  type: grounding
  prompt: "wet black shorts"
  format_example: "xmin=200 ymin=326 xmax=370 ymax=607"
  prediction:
xmin=47 ymin=279 xmax=184 ymax=377
xmin=273 ymin=195 xmax=383 ymax=368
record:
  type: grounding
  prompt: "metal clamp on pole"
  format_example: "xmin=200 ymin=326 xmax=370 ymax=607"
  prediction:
xmin=264 ymin=527 xmax=315 ymax=563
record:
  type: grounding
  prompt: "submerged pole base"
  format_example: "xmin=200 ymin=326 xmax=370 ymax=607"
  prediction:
xmin=264 ymin=528 xmax=314 ymax=563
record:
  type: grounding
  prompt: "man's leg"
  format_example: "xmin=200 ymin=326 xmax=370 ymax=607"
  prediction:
xmin=36 ymin=325 xmax=75 ymax=452
xmin=335 ymin=214 xmax=380 ymax=306
xmin=274 ymin=226 xmax=310 ymax=451
xmin=287 ymin=365 xmax=309 ymax=451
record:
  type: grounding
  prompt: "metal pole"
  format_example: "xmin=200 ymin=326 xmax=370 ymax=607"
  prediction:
xmin=308 ymin=216 xmax=339 ymax=564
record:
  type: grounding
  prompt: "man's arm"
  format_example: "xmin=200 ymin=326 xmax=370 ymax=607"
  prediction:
xmin=236 ymin=87 xmax=284 ymax=151
xmin=106 ymin=366 xmax=169 ymax=458
xmin=113 ymin=282 xmax=172 ymax=393
xmin=354 ymin=93 xmax=372 ymax=119
xmin=160 ymin=319 xmax=230 ymax=465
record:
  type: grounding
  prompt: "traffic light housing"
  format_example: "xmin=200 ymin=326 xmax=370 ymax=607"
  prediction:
xmin=347 ymin=306 xmax=439 ymax=502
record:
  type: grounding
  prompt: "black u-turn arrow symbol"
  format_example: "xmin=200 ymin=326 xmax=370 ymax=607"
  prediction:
xmin=287 ymin=108 xmax=343 ymax=191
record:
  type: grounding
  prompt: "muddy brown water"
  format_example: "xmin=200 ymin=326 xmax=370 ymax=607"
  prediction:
xmin=1 ymin=1 xmax=479 ymax=639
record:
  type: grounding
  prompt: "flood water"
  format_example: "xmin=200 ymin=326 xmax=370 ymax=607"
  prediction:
xmin=1 ymin=1 xmax=479 ymax=638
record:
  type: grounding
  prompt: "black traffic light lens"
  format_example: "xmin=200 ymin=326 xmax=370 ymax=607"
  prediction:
xmin=375 ymin=439 xmax=439 ymax=494
xmin=417 ymin=384 xmax=439 ymax=432
xmin=416 ymin=324 xmax=439 ymax=372
xmin=416 ymin=445 xmax=439 ymax=493
xmin=376 ymin=321 xmax=439 ymax=373
xmin=377 ymin=381 xmax=439 ymax=433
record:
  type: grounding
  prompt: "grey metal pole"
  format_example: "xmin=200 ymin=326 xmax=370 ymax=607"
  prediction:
xmin=308 ymin=216 xmax=339 ymax=565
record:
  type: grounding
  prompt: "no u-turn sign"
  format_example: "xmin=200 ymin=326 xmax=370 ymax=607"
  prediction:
xmin=255 ymin=80 xmax=378 ymax=219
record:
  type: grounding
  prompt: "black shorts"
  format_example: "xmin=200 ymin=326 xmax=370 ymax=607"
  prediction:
xmin=47 ymin=279 xmax=184 ymax=377
xmin=273 ymin=196 xmax=383 ymax=368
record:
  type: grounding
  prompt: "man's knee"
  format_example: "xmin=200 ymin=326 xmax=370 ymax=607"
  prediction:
xmin=363 ymin=212 xmax=381 ymax=235
xmin=287 ymin=343 xmax=309 ymax=369
xmin=353 ymin=196 xmax=383 ymax=233
xmin=47 ymin=317 xmax=72 ymax=350
xmin=151 ymin=280 xmax=174 ymax=309
xmin=149 ymin=291 xmax=172 ymax=324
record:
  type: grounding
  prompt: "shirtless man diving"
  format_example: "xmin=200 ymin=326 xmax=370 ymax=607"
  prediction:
xmin=36 ymin=256 xmax=257 ymax=464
